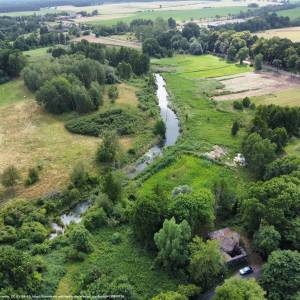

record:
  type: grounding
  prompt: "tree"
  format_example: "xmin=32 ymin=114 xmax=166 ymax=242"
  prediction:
xmin=1 ymin=165 xmax=20 ymax=189
xmin=72 ymin=84 xmax=94 ymax=114
xmin=169 ymin=190 xmax=215 ymax=234
xmin=242 ymin=133 xmax=276 ymax=177
xmin=89 ymin=81 xmax=103 ymax=109
xmin=254 ymin=53 xmax=263 ymax=70
xmin=154 ymin=119 xmax=166 ymax=139
xmin=270 ymin=127 xmax=288 ymax=152
xmin=212 ymin=178 xmax=236 ymax=219
xmin=182 ymin=22 xmax=200 ymax=40
xmin=152 ymin=291 xmax=187 ymax=300
xmin=242 ymin=97 xmax=251 ymax=108
xmin=103 ymin=172 xmax=122 ymax=203
xmin=231 ymin=121 xmax=240 ymax=136
xmin=253 ymin=225 xmax=281 ymax=258
xmin=260 ymin=250 xmax=300 ymax=300
xmin=167 ymin=17 xmax=177 ymax=29
xmin=189 ymin=40 xmax=203 ymax=55
xmin=189 ymin=237 xmax=225 ymax=290
xmin=214 ymin=278 xmax=266 ymax=300
xmin=286 ymin=217 xmax=300 ymax=251
xmin=51 ymin=47 xmax=67 ymax=58
xmin=96 ymin=130 xmax=120 ymax=164
xmin=0 ymin=246 xmax=41 ymax=293
xmin=68 ymin=224 xmax=93 ymax=253
xmin=236 ymin=46 xmax=249 ymax=64
xmin=131 ymin=195 xmax=167 ymax=248
xmin=117 ymin=62 xmax=132 ymax=80
xmin=154 ymin=217 xmax=191 ymax=270
xmin=19 ymin=221 xmax=47 ymax=243
xmin=8 ymin=51 xmax=26 ymax=77
xmin=142 ymin=38 xmax=162 ymax=57
xmin=36 ymin=76 xmax=73 ymax=114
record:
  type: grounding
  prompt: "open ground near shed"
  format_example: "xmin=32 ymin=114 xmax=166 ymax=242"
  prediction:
xmin=214 ymin=71 xmax=300 ymax=103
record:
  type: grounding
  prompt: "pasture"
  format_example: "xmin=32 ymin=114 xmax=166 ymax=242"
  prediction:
xmin=23 ymin=47 xmax=52 ymax=63
xmin=256 ymin=26 xmax=300 ymax=42
xmin=0 ymin=8 xmax=60 ymax=17
xmin=0 ymin=81 xmax=144 ymax=201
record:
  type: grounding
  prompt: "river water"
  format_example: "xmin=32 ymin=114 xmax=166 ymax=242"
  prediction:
xmin=50 ymin=73 xmax=180 ymax=239
xmin=129 ymin=73 xmax=180 ymax=177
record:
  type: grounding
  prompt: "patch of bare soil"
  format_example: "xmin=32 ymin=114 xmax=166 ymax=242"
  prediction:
xmin=214 ymin=71 xmax=300 ymax=101
xmin=204 ymin=145 xmax=227 ymax=160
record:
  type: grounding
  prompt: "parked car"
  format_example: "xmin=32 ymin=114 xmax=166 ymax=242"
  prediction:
xmin=239 ymin=266 xmax=253 ymax=276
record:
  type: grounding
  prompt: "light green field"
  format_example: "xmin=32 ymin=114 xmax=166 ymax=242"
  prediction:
xmin=0 ymin=8 xmax=60 ymax=17
xmin=278 ymin=7 xmax=300 ymax=20
xmin=0 ymin=79 xmax=33 ymax=107
xmin=87 ymin=6 xmax=253 ymax=26
xmin=152 ymin=55 xmax=252 ymax=79
xmin=139 ymin=155 xmax=239 ymax=196
xmin=252 ymin=88 xmax=300 ymax=107
xmin=23 ymin=47 xmax=51 ymax=63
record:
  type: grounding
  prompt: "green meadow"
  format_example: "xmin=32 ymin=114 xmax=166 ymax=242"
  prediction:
xmin=87 ymin=6 xmax=253 ymax=26
xmin=278 ymin=6 xmax=300 ymax=20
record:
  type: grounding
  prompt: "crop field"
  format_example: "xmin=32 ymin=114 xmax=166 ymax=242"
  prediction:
xmin=85 ymin=6 xmax=252 ymax=26
xmin=251 ymin=87 xmax=300 ymax=107
xmin=0 ymin=8 xmax=60 ymax=17
xmin=214 ymin=72 xmax=300 ymax=101
xmin=256 ymin=26 xmax=300 ymax=42
xmin=278 ymin=6 xmax=300 ymax=20
xmin=73 ymin=34 xmax=142 ymax=49
xmin=0 ymin=81 xmax=143 ymax=202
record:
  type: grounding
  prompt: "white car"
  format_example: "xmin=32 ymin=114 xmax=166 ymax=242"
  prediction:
xmin=239 ymin=266 xmax=253 ymax=276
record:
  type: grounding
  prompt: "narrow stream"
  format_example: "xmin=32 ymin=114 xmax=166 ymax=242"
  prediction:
xmin=50 ymin=74 xmax=180 ymax=239
xmin=129 ymin=73 xmax=180 ymax=177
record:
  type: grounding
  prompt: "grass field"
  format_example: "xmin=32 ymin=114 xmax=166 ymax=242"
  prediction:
xmin=23 ymin=47 xmax=52 ymax=63
xmin=251 ymin=88 xmax=300 ymax=107
xmin=152 ymin=55 xmax=251 ymax=79
xmin=0 ymin=80 xmax=148 ymax=202
xmin=256 ymin=26 xmax=300 ymax=42
xmin=53 ymin=226 xmax=180 ymax=299
xmin=278 ymin=7 xmax=300 ymax=20
xmin=139 ymin=155 xmax=239 ymax=196
xmin=86 ymin=6 xmax=251 ymax=25
xmin=0 ymin=79 xmax=33 ymax=107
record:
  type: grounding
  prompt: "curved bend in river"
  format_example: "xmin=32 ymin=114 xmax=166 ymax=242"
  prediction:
xmin=130 ymin=73 xmax=180 ymax=177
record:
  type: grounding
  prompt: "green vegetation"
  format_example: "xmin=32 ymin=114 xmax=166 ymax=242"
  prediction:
xmin=87 ymin=6 xmax=254 ymax=26
xmin=23 ymin=47 xmax=51 ymax=63
xmin=278 ymin=6 xmax=300 ymax=20
xmin=0 ymin=79 xmax=33 ymax=107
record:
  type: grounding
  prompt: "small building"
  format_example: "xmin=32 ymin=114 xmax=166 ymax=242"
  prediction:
xmin=208 ymin=227 xmax=247 ymax=266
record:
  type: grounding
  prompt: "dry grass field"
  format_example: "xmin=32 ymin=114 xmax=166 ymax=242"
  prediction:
xmin=214 ymin=71 xmax=300 ymax=101
xmin=256 ymin=26 xmax=300 ymax=42
xmin=0 ymin=82 xmax=138 ymax=202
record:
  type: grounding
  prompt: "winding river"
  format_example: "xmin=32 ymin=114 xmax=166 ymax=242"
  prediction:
xmin=129 ymin=73 xmax=180 ymax=177
xmin=50 ymin=73 xmax=180 ymax=239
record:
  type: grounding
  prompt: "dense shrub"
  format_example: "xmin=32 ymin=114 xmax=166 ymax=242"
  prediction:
xmin=65 ymin=109 xmax=137 ymax=137
xmin=25 ymin=168 xmax=39 ymax=186
xmin=83 ymin=207 xmax=107 ymax=231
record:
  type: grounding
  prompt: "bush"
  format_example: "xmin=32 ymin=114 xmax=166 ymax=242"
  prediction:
xmin=0 ymin=226 xmax=17 ymax=243
xmin=110 ymin=232 xmax=122 ymax=244
xmin=154 ymin=119 xmax=166 ymax=139
xmin=19 ymin=221 xmax=48 ymax=243
xmin=233 ymin=100 xmax=243 ymax=110
xmin=25 ymin=168 xmax=39 ymax=186
xmin=83 ymin=207 xmax=107 ymax=231
xmin=242 ymin=97 xmax=251 ymax=108
xmin=65 ymin=109 xmax=136 ymax=137
xmin=31 ymin=243 xmax=50 ymax=255
xmin=67 ymin=224 xmax=93 ymax=253
xmin=65 ymin=247 xmax=86 ymax=261
xmin=1 ymin=165 xmax=20 ymax=188
xmin=108 ymin=86 xmax=119 ymax=102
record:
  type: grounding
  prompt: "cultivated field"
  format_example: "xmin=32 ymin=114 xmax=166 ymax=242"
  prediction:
xmin=0 ymin=81 xmax=139 ymax=202
xmin=73 ymin=34 xmax=142 ymax=49
xmin=256 ymin=26 xmax=300 ymax=42
xmin=214 ymin=71 xmax=300 ymax=101
xmin=0 ymin=8 xmax=60 ymax=16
